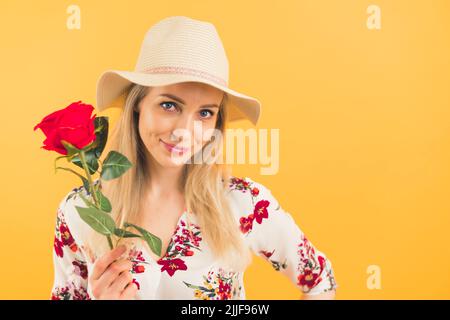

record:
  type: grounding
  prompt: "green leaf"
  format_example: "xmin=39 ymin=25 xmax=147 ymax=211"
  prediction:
xmin=61 ymin=140 xmax=81 ymax=157
xmin=54 ymin=155 xmax=69 ymax=174
xmin=100 ymin=151 xmax=133 ymax=181
xmin=95 ymin=189 xmax=112 ymax=213
xmin=67 ymin=117 xmax=108 ymax=173
xmin=70 ymin=151 xmax=99 ymax=175
xmin=54 ymin=166 xmax=90 ymax=191
xmin=92 ymin=116 xmax=109 ymax=159
xmin=183 ymin=281 xmax=200 ymax=289
xmin=77 ymin=191 xmax=97 ymax=209
xmin=123 ymin=222 xmax=162 ymax=256
xmin=81 ymin=139 xmax=96 ymax=152
xmin=74 ymin=205 xmax=116 ymax=236
xmin=114 ymin=228 xmax=141 ymax=238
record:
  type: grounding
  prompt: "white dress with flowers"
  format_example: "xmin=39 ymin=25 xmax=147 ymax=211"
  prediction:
xmin=50 ymin=176 xmax=338 ymax=300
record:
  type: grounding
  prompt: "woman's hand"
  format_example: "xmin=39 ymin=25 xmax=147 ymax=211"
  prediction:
xmin=301 ymin=289 xmax=336 ymax=300
xmin=88 ymin=244 xmax=138 ymax=300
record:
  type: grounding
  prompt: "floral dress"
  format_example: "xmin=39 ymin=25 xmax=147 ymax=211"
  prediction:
xmin=50 ymin=176 xmax=338 ymax=300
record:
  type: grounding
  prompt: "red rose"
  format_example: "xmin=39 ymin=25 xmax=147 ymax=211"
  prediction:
xmin=34 ymin=101 xmax=96 ymax=155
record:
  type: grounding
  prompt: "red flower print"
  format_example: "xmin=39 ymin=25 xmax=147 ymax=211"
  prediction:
xmin=72 ymin=260 xmax=88 ymax=279
xmin=51 ymin=282 xmax=90 ymax=300
xmin=157 ymin=258 xmax=188 ymax=277
xmin=163 ymin=220 xmax=202 ymax=260
xmin=128 ymin=248 xmax=148 ymax=263
xmin=69 ymin=243 xmax=78 ymax=252
xmin=59 ymin=224 xmax=78 ymax=252
xmin=51 ymin=286 xmax=69 ymax=300
xmin=192 ymin=236 xmax=201 ymax=247
xmin=132 ymin=279 xmax=140 ymax=290
xmin=218 ymin=279 xmax=232 ymax=300
xmin=175 ymin=235 xmax=184 ymax=244
xmin=253 ymin=200 xmax=270 ymax=224
xmin=135 ymin=251 xmax=145 ymax=262
xmin=54 ymin=236 xmax=64 ymax=258
xmin=318 ymin=255 xmax=326 ymax=270
xmin=251 ymin=187 xmax=259 ymax=196
xmin=72 ymin=287 xmax=90 ymax=300
xmin=298 ymin=270 xmax=322 ymax=290
xmin=296 ymin=234 xmax=328 ymax=293
xmin=298 ymin=235 xmax=319 ymax=262
xmin=127 ymin=248 xmax=149 ymax=275
xmin=128 ymin=248 xmax=151 ymax=276
xmin=260 ymin=249 xmax=275 ymax=258
xmin=229 ymin=177 xmax=252 ymax=193
xmin=133 ymin=265 xmax=145 ymax=273
xmin=239 ymin=214 xmax=254 ymax=234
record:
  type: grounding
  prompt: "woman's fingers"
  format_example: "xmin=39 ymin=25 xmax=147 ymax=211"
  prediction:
xmin=108 ymin=268 xmax=134 ymax=293
xmin=90 ymin=245 xmax=127 ymax=281
xmin=119 ymin=281 xmax=139 ymax=300
xmin=95 ymin=258 xmax=133 ymax=290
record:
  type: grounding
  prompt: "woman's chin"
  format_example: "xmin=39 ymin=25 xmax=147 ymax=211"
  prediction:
xmin=155 ymin=152 xmax=191 ymax=167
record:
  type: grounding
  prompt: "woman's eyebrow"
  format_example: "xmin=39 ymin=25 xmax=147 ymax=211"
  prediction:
xmin=159 ymin=93 xmax=220 ymax=109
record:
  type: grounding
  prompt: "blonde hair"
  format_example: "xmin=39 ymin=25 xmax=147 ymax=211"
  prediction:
xmin=83 ymin=83 xmax=253 ymax=272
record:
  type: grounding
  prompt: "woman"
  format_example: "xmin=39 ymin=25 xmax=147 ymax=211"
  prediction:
xmin=50 ymin=16 xmax=338 ymax=300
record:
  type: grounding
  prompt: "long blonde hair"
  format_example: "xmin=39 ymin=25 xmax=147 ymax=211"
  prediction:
xmin=83 ymin=83 xmax=253 ymax=272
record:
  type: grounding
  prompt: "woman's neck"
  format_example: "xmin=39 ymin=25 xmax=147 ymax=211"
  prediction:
xmin=146 ymin=160 xmax=185 ymax=198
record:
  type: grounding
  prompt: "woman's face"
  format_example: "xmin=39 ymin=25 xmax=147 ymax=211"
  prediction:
xmin=137 ymin=82 xmax=224 ymax=168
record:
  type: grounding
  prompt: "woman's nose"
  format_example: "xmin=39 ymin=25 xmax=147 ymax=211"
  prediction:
xmin=175 ymin=112 xmax=195 ymax=131
xmin=171 ymin=113 xmax=198 ymax=142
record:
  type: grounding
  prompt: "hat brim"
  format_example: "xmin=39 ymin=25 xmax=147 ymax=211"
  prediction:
xmin=96 ymin=70 xmax=261 ymax=125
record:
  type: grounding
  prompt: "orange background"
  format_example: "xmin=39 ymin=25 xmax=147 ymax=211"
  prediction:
xmin=1 ymin=0 xmax=449 ymax=299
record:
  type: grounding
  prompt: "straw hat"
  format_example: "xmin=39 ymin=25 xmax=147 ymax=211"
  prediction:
xmin=96 ymin=16 xmax=261 ymax=125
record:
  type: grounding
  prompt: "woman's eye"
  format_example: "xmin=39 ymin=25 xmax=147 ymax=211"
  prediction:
xmin=199 ymin=109 xmax=214 ymax=119
xmin=160 ymin=101 xmax=178 ymax=112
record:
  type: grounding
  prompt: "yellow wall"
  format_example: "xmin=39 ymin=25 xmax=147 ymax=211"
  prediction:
xmin=1 ymin=0 xmax=449 ymax=299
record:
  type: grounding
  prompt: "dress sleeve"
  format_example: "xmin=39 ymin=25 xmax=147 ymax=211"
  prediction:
xmin=50 ymin=195 xmax=91 ymax=300
xmin=235 ymin=177 xmax=338 ymax=296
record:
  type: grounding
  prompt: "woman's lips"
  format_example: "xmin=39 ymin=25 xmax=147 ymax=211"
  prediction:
xmin=160 ymin=139 xmax=189 ymax=154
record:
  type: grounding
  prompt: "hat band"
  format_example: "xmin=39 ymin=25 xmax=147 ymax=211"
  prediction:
xmin=142 ymin=66 xmax=227 ymax=87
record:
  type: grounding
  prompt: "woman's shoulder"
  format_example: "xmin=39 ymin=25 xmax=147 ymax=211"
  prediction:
xmin=225 ymin=175 xmax=279 ymax=216
xmin=226 ymin=175 xmax=272 ymax=197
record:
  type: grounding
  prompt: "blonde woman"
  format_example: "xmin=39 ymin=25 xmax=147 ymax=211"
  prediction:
xmin=50 ymin=16 xmax=338 ymax=300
